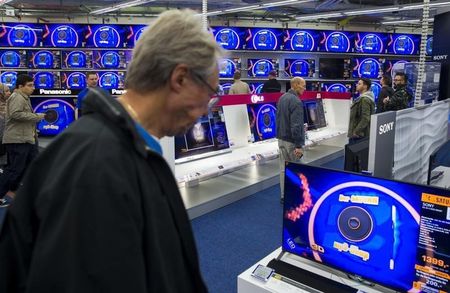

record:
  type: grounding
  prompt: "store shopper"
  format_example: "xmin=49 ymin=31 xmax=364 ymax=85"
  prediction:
xmin=0 ymin=75 xmax=44 ymax=205
xmin=228 ymin=70 xmax=251 ymax=94
xmin=0 ymin=83 xmax=12 ymax=165
xmin=75 ymin=71 xmax=99 ymax=119
xmin=348 ymin=78 xmax=375 ymax=144
xmin=376 ymin=75 xmax=394 ymax=113
xmin=276 ymin=77 xmax=306 ymax=203
xmin=261 ymin=70 xmax=281 ymax=93
xmin=383 ymin=72 xmax=412 ymax=111
xmin=0 ymin=9 xmax=222 ymax=293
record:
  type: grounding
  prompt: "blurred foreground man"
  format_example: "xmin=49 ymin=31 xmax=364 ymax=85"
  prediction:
xmin=0 ymin=9 xmax=223 ymax=293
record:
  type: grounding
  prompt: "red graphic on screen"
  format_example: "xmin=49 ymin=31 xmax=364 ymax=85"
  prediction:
xmin=285 ymin=173 xmax=313 ymax=222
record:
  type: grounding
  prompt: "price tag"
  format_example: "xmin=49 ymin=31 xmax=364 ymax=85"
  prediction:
xmin=251 ymin=264 xmax=274 ymax=282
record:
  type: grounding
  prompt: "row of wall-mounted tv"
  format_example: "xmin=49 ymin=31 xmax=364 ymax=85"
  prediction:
xmin=0 ymin=49 xmax=132 ymax=69
xmin=0 ymin=22 xmax=433 ymax=55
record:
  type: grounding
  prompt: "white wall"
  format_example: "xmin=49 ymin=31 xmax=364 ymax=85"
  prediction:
xmin=222 ymin=104 xmax=252 ymax=148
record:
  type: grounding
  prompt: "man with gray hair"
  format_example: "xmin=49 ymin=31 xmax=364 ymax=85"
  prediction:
xmin=276 ymin=77 xmax=306 ymax=203
xmin=0 ymin=9 xmax=222 ymax=293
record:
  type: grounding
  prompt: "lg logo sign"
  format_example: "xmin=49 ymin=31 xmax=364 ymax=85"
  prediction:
xmin=251 ymin=94 xmax=264 ymax=103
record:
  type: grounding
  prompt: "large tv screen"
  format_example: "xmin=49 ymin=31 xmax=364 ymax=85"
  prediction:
xmin=244 ymin=28 xmax=284 ymax=51
xmin=247 ymin=102 xmax=277 ymax=142
xmin=321 ymin=82 xmax=353 ymax=93
xmin=84 ymin=24 xmax=126 ymax=48
xmin=303 ymin=98 xmax=326 ymax=130
xmin=319 ymin=58 xmax=351 ymax=79
xmin=219 ymin=58 xmax=241 ymax=78
xmin=383 ymin=59 xmax=411 ymax=80
xmin=174 ymin=106 xmax=230 ymax=161
xmin=212 ymin=26 xmax=246 ymax=50
xmin=32 ymin=97 xmax=75 ymax=136
xmin=387 ymin=33 xmax=420 ymax=55
xmin=284 ymin=59 xmax=315 ymax=77
xmin=28 ymin=50 xmax=61 ymax=69
xmin=0 ymin=71 xmax=18 ymax=88
xmin=319 ymin=31 xmax=354 ymax=53
xmin=61 ymin=71 xmax=86 ymax=90
xmin=249 ymin=82 xmax=264 ymax=94
xmin=0 ymin=50 xmax=28 ymax=68
xmin=282 ymin=164 xmax=450 ymax=293
xmin=354 ymin=32 xmax=388 ymax=54
xmin=32 ymin=71 xmax=61 ymax=89
xmin=247 ymin=58 xmax=279 ymax=77
xmin=0 ymin=23 xmax=42 ymax=47
xmin=125 ymin=24 xmax=148 ymax=47
xmin=98 ymin=71 xmax=125 ymax=90
xmin=283 ymin=29 xmax=321 ymax=52
xmin=93 ymin=50 xmax=129 ymax=69
xmin=42 ymin=24 xmax=84 ymax=48
xmin=61 ymin=50 xmax=94 ymax=69
xmin=352 ymin=58 xmax=384 ymax=79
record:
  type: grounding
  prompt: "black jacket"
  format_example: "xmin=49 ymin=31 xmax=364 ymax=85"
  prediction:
xmin=376 ymin=86 xmax=394 ymax=113
xmin=0 ymin=88 xmax=207 ymax=293
xmin=276 ymin=89 xmax=305 ymax=147
xmin=385 ymin=85 xmax=411 ymax=111
xmin=261 ymin=79 xmax=281 ymax=93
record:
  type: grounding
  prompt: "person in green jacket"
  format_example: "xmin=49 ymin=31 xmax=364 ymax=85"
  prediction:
xmin=348 ymin=78 xmax=375 ymax=144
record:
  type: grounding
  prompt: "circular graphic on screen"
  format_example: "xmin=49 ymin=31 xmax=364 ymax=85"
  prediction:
xmin=66 ymin=72 xmax=86 ymax=89
xmin=8 ymin=25 xmax=37 ymax=47
xmin=99 ymin=72 xmax=120 ymax=89
xmin=66 ymin=51 xmax=86 ymax=68
xmin=360 ymin=34 xmax=384 ymax=54
xmin=221 ymin=83 xmax=232 ymax=94
xmin=134 ymin=27 xmax=146 ymax=44
xmin=251 ymin=59 xmax=274 ymax=77
xmin=253 ymin=29 xmax=278 ymax=50
xmin=51 ymin=25 xmax=79 ymax=47
xmin=338 ymin=206 xmax=374 ymax=242
xmin=289 ymin=60 xmax=310 ymax=77
xmin=325 ymin=32 xmax=350 ymax=52
xmin=426 ymin=37 xmax=433 ymax=55
xmin=358 ymin=58 xmax=380 ymax=78
xmin=33 ymin=51 xmax=54 ymax=68
xmin=291 ymin=31 xmax=315 ymax=51
xmin=219 ymin=59 xmax=236 ymax=78
xmin=34 ymin=72 xmax=54 ymax=89
xmin=93 ymin=26 xmax=121 ymax=48
xmin=101 ymin=51 xmax=120 ymax=68
xmin=1 ymin=51 xmax=21 ymax=67
xmin=393 ymin=35 xmax=415 ymax=55
xmin=0 ymin=72 xmax=17 ymax=88
xmin=215 ymin=28 xmax=240 ymax=50
xmin=33 ymin=99 xmax=75 ymax=136
xmin=251 ymin=84 xmax=264 ymax=94
xmin=327 ymin=83 xmax=347 ymax=93
xmin=256 ymin=104 xmax=277 ymax=140
xmin=371 ymin=82 xmax=382 ymax=102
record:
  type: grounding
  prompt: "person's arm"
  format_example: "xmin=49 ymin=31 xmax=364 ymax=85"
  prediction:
xmin=8 ymin=95 xmax=44 ymax=122
xmin=353 ymin=97 xmax=372 ymax=136
xmin=246 ymin=83 xmax=251 ymax=94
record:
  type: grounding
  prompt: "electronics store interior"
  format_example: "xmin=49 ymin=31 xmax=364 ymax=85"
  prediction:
xmin=0 ymin=0 xmax=449 ymax=292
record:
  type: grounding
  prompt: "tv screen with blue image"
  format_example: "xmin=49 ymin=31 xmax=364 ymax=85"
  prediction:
xmin=28 ymin=50 xmax=61 ymax=69
xmin=0 ymin=23 xmax=42 ymax=47
xmin=61 ymin=50 xmax=93 ymax=69
xmin=283 ymin=29 xmax=320 ymax=52
xmin=387 ymin=34 xmax=420 ymax=55
xmin=322 ymin=82 xmax=352 ymax=93
xmin=220 ymin=82 xmax=233 ymax=95
xmin=212 ymin=26 xmax=246 ymax=50
xmin=354 ymin=32 xmax=387 ymax=54
xmin=61 ymin=71 xmax=86 ymax=90
xmin=249 ymin=82 xmax=264 ymax=94
xmin=285 ymin=59 xmax=315 ymax=77
xmin=33 ymin=71 xmax=61 ymax=89
xmin=125 ymin=24 xmax=148 ymax=47
xmin=0 ymin=71 xmax=18 ymax=88
xmin=303 ymin=99 xmax=326 ymax=130
xmin=42 ymin=24 xmax=84 ymax=48
xmin=93 ymin=50 xmax=127 ymax=69
xmin=247 ymin=102 xmax=277 ymax=142
xmin=0 ymin=50 xmax=28 ymax=68
xmin=32 ymin=97 xmax=75 ymax=136
xmin=85 ymin=24 xmax=126 ymax=48
xmin=319 ymin=31 xmax=354 ymax=53
xmin=426 ymin=36 xmax=433 ymax=56
xmin=371 ymin=81 xmax=382 ymax=105
xmin=98 ymin=71 xmax=125 ymax=90
xmin=383 ymin=59 xmax=411 ymax=80
xmin=248 ymin=58 xmax=279 ymax=77
xmin=219 ymin=58 xmax=241 ymax=78
xmin=282 ymin=163 xmax=450 ymax=293
xmin=244 ymin=28 xmax=284 ymax=51
xmin=352 ymin=58 xmax=384 ymax=79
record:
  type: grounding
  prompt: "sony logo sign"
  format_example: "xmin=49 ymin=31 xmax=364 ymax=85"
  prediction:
xmin=39 ymin=89 xmax=72 ymax=95
xmin=433 ymin=55 xmax=448 ymax=61
xmin=111 ymin=89 xmax=126 ymax=95
xmin=379 ymin=122 xmax=394 ymax=135
xmin=251 ymin=94 xmax=264 ymax=103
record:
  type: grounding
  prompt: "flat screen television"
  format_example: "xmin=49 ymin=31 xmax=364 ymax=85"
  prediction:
xmin=426 ymin=36 xmax=433 ymax=56
xmin=220 ymin=82 xmax=233 ymax=95
xmin=319 ymin=31 xmax=354 ymax=53
xmin=387 ymin=33 xmax=420 ymax=55
xmin=321 ymin=82 xmax=352 ymax=93
xmin=247 ymin=102 xmax=277 ymax=142
xmin=383 ymin=59 xmax=411 ymax=80
xmin=284 ymin=59 xmax=315 ymax=77
xmin=282 ymin=163 xmax=450 ymax=293
xmin=354 ymin=32 xmax=388 ymax=54
xmin=93 ymin=50 xmax=128 ymax=69
xmin=174 ymin=106 xmax=230 ymax=161
xmin=125 ymin=24 xmax=147 ymax=47
xmin=0 ymin=50 xmax=28 ymax=68
xmin=42 ymin=24 xmax=84 ymax=48
xmin=344 ymin=138 xmax=369 ymax=173
xmin=32 ymin=97 xmax=75 ymax=136
xmin=249 ymin=82 xmax=264 ymax=94
xmin=219 ymin=58 xmax=241 ymax=78
xmin=0 ymin=23 xmax=42 ymax=47
xmin=247 ymin=58 xmax=279 ymax=77
xmin=32 ymin=71 xmax=61 ymax=89
xmin=28 ymin=50 xmax=61 ymax=69
xmin=427 ymin=139 xmax=450 ymax=185
xmin=244 ymin=28 xmax=284 ymax=51
xmin=61 ymin=71 xmax=86 ymax=90
xmin=212 ymin=26 xmax=246 ymax=50
xmin=0 ymin=71 xmax=18 ymax=88
xmin=61 ymin=50 xmax=93 ymax=69
xmin=352 ymin=58 xmax=383 ymax=79
xmin=98 ymin=71 xmax=125 ymax=90
xmin=283 ymin=29 xmax=320 ymax=52
xmin=371 ymin=81 xmax=382 ymax=106
xmin=84 ymin=24 xmax=126 ymax=48
xmin=319 ymin=58 xmax=351 ymax=79
xmin=303 ymin=99 xmax=326 ymax=130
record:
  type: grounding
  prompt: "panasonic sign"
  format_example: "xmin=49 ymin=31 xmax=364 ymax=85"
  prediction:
xmin=111 ymin=89 xmax=126 ymax=95
xmin=39 ymin=89 xmax=72 ymax=95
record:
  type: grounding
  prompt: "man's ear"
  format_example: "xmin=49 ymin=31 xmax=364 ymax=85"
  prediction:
xmin=170 ymin=64 xmax=189 ymax=94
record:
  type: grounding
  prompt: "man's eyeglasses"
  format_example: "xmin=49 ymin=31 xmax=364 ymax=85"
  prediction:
xmin=192 ymin=72 xmax=221 ymax=108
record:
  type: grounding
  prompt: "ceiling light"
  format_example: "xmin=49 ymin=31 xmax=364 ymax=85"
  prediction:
xmin=0 ymin=0 xmax=13 ymax=5
xmin=381 ymin=18 xmax=434 ymax=25
xmin=296 ymin=12 xmax=343 ymax=20
xmin=344 ymin=7 xmax=400 ymax=16
xmin=90 ymin=0 xmax=155 ymax=15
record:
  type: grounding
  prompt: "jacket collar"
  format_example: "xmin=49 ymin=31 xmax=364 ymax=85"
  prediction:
xmin=287 ymin=88 xmax=298 ymax=96
xmin=14 ymin=90 xmax=30 ymax=100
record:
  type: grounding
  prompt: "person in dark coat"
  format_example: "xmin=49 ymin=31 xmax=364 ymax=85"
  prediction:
xmin=383 ymin=72 xmax=412 ymax=111
xmin=348 ymin=78 xmax=375 ymax=144
xmin=261 ymin=70 xmax=282 ymax=93
xmin=376 ymin=75 xmax=394 ymax=113
xmin=0 ymin=9 xmax=224 ymax=293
